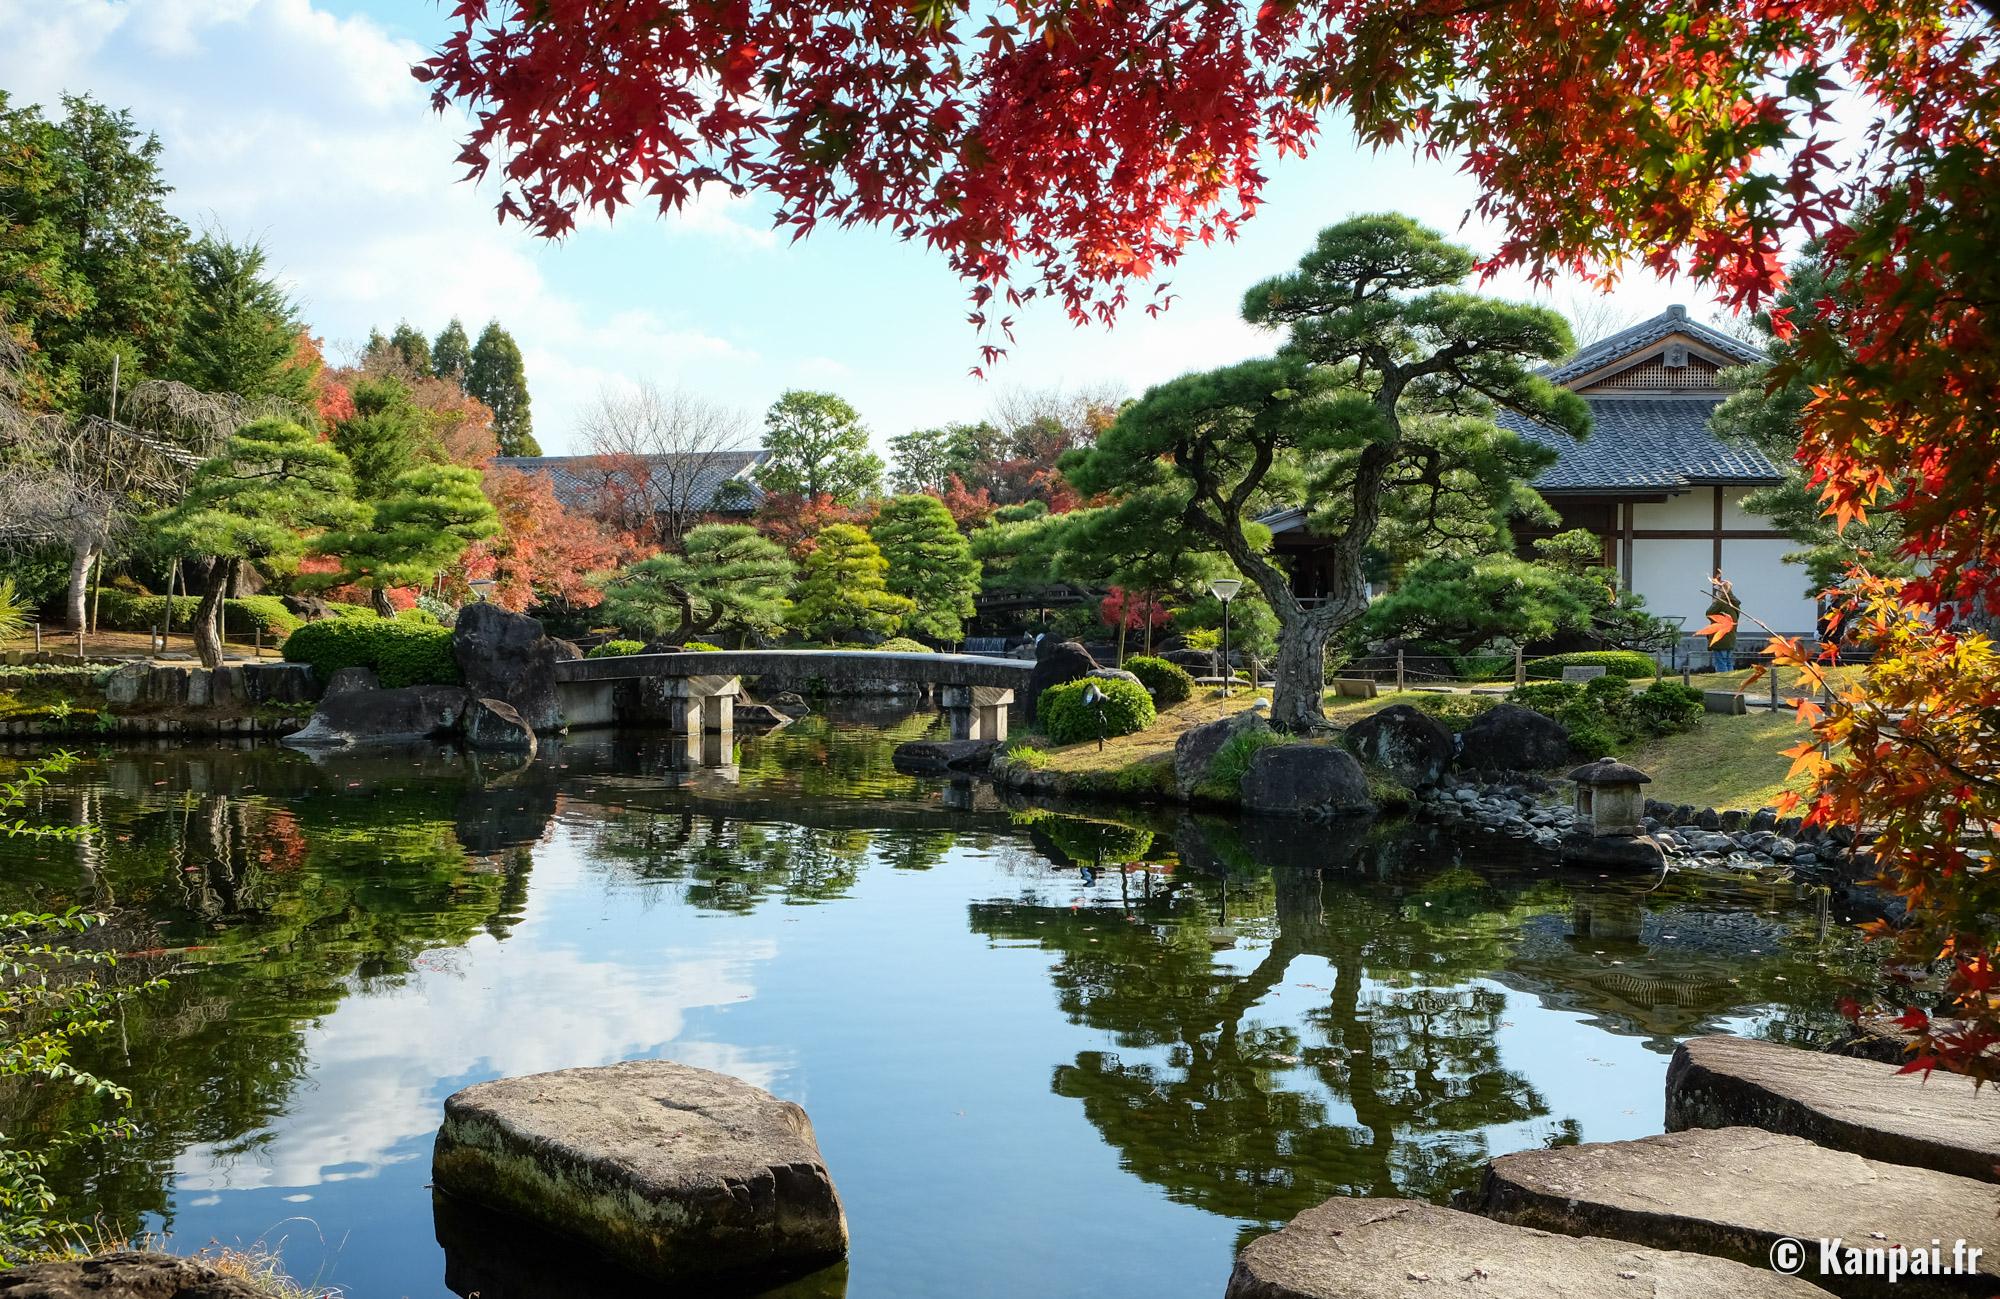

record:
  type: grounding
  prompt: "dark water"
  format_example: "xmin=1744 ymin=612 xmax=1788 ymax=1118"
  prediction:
xmin=0 ymin=709 xmax=1878 ymax=1298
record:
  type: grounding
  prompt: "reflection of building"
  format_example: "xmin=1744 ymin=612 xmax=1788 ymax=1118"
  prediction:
xmin=1264 ymin=305 xmax=1818 ymax=640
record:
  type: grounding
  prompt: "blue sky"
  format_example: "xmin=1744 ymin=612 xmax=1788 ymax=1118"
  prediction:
xmin=0 ymin=0 xmax=1724 ymax=457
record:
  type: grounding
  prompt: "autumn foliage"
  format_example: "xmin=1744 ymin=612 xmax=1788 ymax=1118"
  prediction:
xmin=466 ymin=468 xmax=625 ymax=613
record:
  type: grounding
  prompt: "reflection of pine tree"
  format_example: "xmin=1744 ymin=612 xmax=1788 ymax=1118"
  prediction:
xmin=579 ymin=809 xmax=874 ymax=910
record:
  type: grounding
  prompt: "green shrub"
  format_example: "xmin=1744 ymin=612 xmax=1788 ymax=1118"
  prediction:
xmin=94 ymin=591 xmax=303 ymax=640
xmin=683 ymin=641 xmax=724 ymax=652
xmin=873 ymin=637 xmax=933 ymax=653
xmin=1556 ymin=700 xmax=1621 ymax=760
xmin=325 ymin=602 xmax=378 ymax=619
xmin=1584 ymin=673 xmax=1633 ymax=706
xmin=1199 ymin=726 xmax=1284 ymax=799
xmin=587 ymin=639 xmax=646 ymax=658
xmin=282 ymin=618 xmax=460 ymax=687
xmin=1124 ymin=655 xmax=1194 ymax=706
xmin=1038 ymin=676 xmax=1156 ymax=745
xmin=1508 ymin=681 xmax=1582 ymax=714
xmin=1526 ymin=650 xmax=1657 ymax=680
xmin=395 ymin=605 xmax=443 ymax=627
xmin=1631 ymin=680 xmax=1704 ymax=736
xmin=1005 ymin=744 xmax=1053 ymax=769
xmin=1403 ymin=693 xmax=1499 ymax=728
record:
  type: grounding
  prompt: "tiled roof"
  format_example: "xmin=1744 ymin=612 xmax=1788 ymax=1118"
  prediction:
xmin=491 ymin=449 xmax=768 ymax=513
xmin=1501 ymin=398 xmax=1784 ymax=493
xmin=1544 ymin=304 xmax=1763 ymax=386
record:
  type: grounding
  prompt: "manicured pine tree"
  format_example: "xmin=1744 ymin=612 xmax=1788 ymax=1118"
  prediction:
xmin=466 ymin=321 xmax=538 ymax=456
xmin=315 ymin=463 xmax=500 ymax=616
xmin=787 ymin=523 xmax=914 ymax=643
xmin=870 ymin=494 xmax=980 ymax=644
xmin=431 ymin=317 xmax=473 ymax=384
xmin=595 ymin=523 xmax=795 ymax=646
xmin=156 ymin=417 xmax=358 ymax=668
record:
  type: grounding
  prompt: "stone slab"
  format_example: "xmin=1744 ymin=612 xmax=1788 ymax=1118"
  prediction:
xmin=0 ymin=1251 xmax=270 ymax=1298
xmin=892 ymin=738 xmax=999 ymax=775
xmin=432 ymin=1059 xmax=846 ymax=1286
xmin=1703 ymin=689 xmax=1749 ymax=715
xmin=1476 ymin=1126 xmax=2000 ymax=1297
xmin=1667 ymin=1034 xmax=2000 ymax=1183
xmin=1226 ymin=1197 xmax=1825 ymax=1299
xmin=1562 ymin=665 xmax=1609 ymax=682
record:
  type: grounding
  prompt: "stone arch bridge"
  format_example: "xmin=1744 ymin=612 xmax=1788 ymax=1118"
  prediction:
xmin=555 ymin=650 xmax=1031 ymax=739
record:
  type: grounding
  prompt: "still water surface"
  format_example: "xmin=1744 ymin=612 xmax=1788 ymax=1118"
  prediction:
xmin=0 ymin=709 xmax=1873 ymax=1298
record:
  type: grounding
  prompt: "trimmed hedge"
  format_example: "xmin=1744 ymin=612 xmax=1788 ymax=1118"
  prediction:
xmin=1038 ymin=676 xmax=1155 ymax=745
xmin=586 ymin=639 xmax=646 ymax=658
xmin=1124 ymin=655 xmax=1194 ymax=706
xmin=873 ymin=637 xmax=933 ymax=654
xmin=1526 ymin=650 xmax=1657 ymax=680
xmin=95 ymin=591 xmax=305 ymax=641
xmin=282 ymin=618 xmax=460 ymax=688
xmin=1508 ymin=676 xmax=1704 ymax=757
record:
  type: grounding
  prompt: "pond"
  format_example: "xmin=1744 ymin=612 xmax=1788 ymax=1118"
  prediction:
xmin=0 ymin=708 xmax=1878 ymax=1298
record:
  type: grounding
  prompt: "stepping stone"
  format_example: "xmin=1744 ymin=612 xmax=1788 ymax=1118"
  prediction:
xmin=1224 ymin=1197 xmax=1824 ymax=1298
xmin=432 ymin=1060 xmax=847 ymax=1286
xmin=1476 ymin=1127 xmax=2000 ymax=1297
xmin=1668 ymin=1034 xmax=2000 ymax=1183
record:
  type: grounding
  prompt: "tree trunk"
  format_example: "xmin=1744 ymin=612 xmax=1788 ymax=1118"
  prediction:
xmin=371 ymin=586 xmax=396 ymax=618
xmin=192 ymin=558 xmax=228 ymax=669
xmin=1269 ymin=613 xmax=1335 ymax=732
xmin=64 ymin=541 xmax=96 ymax=631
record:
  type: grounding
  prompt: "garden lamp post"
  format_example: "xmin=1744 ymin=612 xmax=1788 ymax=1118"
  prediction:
xmin=1208 ymin=577 xmax=1242 ymax=695
xmin=468 ymin=579 xmax=496 ymax=603
xmin=1082 ymin=681 xmax=1107 ymax=751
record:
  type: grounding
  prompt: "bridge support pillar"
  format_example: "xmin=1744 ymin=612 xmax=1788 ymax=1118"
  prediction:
xmin=940 ymin=685 xmax=1012 ymax=742
xmin=657 ymin=674 xmax=741 ymax=733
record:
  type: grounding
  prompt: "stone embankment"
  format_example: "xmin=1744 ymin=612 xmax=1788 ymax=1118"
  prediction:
xmin=1234 ymin=1033 xmax=2000 ymax=1298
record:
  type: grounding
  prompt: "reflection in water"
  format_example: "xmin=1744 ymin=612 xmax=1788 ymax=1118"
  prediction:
xmin=0 ymin=713 xmax=1881 ymax=1299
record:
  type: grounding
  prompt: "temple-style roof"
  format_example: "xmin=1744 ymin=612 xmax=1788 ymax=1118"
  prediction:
xmin=490 ymin=449 xmax=769 ymax=513
xmin=1544 ymin=304 xmax=1763 ymax=388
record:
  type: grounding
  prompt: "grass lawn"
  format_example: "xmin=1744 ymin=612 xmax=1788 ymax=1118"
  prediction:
xmin=1619 ymin=708 xmax=1819 ymax=811
xmin=1008 ymin=689 xmax=1269 ymax=777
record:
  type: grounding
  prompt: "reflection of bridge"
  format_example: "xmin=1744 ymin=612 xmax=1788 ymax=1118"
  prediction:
xmin=555 ymin=650 xmax=1031 ymax=739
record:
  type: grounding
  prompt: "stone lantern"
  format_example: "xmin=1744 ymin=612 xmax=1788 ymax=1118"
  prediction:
xmin=1567 ymin=758 xmax=1652 ymax=837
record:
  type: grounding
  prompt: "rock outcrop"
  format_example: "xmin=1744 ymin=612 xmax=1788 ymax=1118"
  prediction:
xmin=1173 ymin=709 xmax=1271 ymax=799
xmin=0 ymin=1251 xmax=272 ymax=1299
xmin=892 ymin=738 xmax=1000 ymax=775
xmin=1241 ymin=744 xmax=1373 ymax=818
xmin=1024 ymin=639 xmax=1096 ymax=720
xmin=453 ymin=601 xmax=563 ymax=733
xmin=282 ymin=684 xmax=469 ymax=749
xmin=1666 ymin=1034 xmax=2000 ymax=1183
xmin=464 ymin=697 xmax=538 ymax=755
xmin=432 ymin=1060 xmax=847 ymax=1285
xmin=1344 ymin=703 xmax=1453 ymax=789
xmin=1226 ymin=1197 xmax=1822 ymax=1299
xmin=1457 ymin=704 xmax=1570 ymax=773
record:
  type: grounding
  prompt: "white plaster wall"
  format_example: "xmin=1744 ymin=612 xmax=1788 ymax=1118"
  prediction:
xmin=1721 ymin=537 xmax=1819 ymax=636
xmin=1628 ymin=537 xmax=1716 ymax=629
xmin=1721 ymin=493 xmax=1770 ymax=529
xmin=1631 ymin=490 xmax=1715 ymax=530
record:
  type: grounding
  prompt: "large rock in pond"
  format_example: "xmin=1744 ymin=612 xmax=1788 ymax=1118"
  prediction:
xmin=1025 ymin=638 xmax=1096 ymax=721
xmin=893 ymin=738 xmax=999 ymax=775
xmin=1457 ymin=703 xmax=1570 ymax=773
xmin=432 ymin=1060 xmax=848 ymax=1286
xmin=464 ymin=697 xmax=538 ymax=756
xmin=1226 ymin=1197 xmax=1822 ymax=1299
xmin=1344 ymin=703 xmax=1452 ymax=789
xmin=0 ymin=1251 xmax=272 ymax=1298
xmin=282 ymin=684 xmax=469 ymax=749
xmin=453 ymin=601 xmax=563 ymax=733
xmin=1475 ymin=1126 xmax=2000 ymax=1298
xmin=1173 ymin=709 xmax=1272 ymax=799
xmin=1241 ymin=743 xmax=1373 ymax=818
xmin=322 ymin=665 xmax=378 ymax=697
xmin=1559 ymin=829 xmax=1668 ymax=872
xmin=1666 ymin=1034 xmax=2000 ymax=1183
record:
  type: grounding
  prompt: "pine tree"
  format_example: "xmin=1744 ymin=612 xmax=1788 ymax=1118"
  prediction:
xmin=169 ymin=235 xmax=307 ymax=403
xmin=787 ymin=522 xmax=913 ymax=642
xmin=156 ymin=418 xmax=358 ymax=667
xmin=315 ymin=463 xmax=499 ymax=616
xmin=432 ymin=317 xmax=472 ymax=384
xmin=466 ymin=321 xmax=538 ymax=456
xmin=595 ymin=523 xmax=794 ymax=645
xmin=387 ymin=321 xmax=431 ymax=375
xmin=331 ymin=376 xmax=427 ymax=499
xmin=870 ymin=494 xmax=980 ymax=643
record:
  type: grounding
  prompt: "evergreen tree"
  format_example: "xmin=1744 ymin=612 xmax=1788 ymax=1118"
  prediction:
xmin=432 ymin=317 xmax=472 ymax=383
xmin=596 ymin=523 xmax=795 ymax=646
xmin=315 ymin=463 xmax=499 ymax=616
xmin=0 ymin=91 xmax=190 ymax=410
xmin=466 ymin=321 xmax=538 ymax=456
xmin=870 ymin=494 xmax=980 ymax=643
xmin=331 ymin=376 xmax=427 ymax=499
xmin=757 ymin=390 xmax=882 ymax=504
xmin=787 ymin=522 xmax=913 ymax=642
xmin=387 ymin=321 xmax=432 ymax=375
xmin=156 ymin=418 xmax=357 ymax=667
xmin=888 ymin=426 xmax=956 ymax=494
xmin=169 ymin=235 xmax=307 ymax=403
